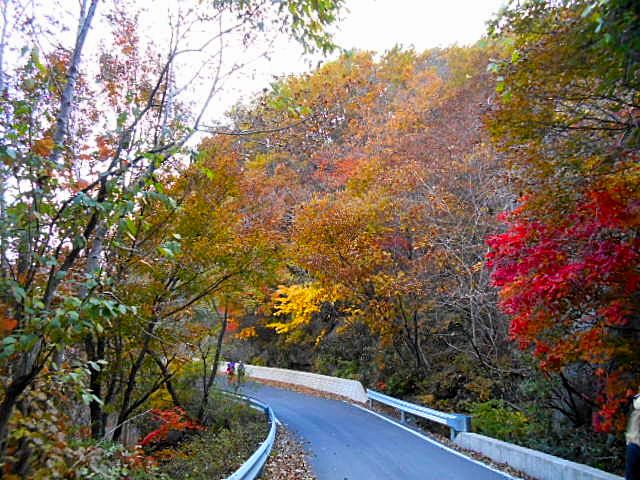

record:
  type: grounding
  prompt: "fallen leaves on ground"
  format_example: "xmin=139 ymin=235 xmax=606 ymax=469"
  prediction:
xmin=262 ymin=426 xmax=316 ymax=480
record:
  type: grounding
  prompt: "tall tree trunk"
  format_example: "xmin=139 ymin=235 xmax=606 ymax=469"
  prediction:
xmin=50 ymin=0 xmax=99 ymax=165
xmin=112 ymin=314 xmax=158 ymax=442
xmin=151 ymin=352 xmax=182 ymax=409
xmin=78 ymin=222 xmax=107 ymax=438
xmin=0 ymin=0 xmax=9 ymax=94
xmin=0 ymin=2 xmax=101 ymax=460
xmin=112 ymin=350 xmax=148 ymax=442
xmin=0 ymin=0 xmax=9 ymax=279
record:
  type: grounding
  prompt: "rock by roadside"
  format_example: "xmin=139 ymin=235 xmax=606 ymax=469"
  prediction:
xmin=262 ymin=426 xmax=316 ymax=480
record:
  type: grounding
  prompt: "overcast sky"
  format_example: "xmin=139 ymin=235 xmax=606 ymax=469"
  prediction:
xmin=216 ymin=0 xmax=507 ymax=118
xmin=3 ymin=0 xmax=507 ymax=125
xmin=334 ymin=0 xmax=506 ymax=51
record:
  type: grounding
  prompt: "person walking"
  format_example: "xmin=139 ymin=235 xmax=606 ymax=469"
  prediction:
xmin=237 ymin=360 xmax=246 ymax=386
xmin=225 ymin=360 xmax=236 ymax=388
xmin=627 ymin=393 xmax=640 ymax=480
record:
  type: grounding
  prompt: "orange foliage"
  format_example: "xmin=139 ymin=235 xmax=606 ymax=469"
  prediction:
xmin=32 ymin=137 xmax=54 ymax=157
xmin=139 ymin=408 xmax=204 ymax=447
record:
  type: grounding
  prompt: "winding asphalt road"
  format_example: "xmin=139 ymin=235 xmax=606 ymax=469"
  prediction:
xmin=241 ymin=382 xmax=512 ymax=480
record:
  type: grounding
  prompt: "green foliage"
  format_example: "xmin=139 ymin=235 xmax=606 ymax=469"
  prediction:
xmin=468 ymin=397 xmax=625 ymax=473
xmin=276 ymin=0 xmax=345 ymax=54
xmin=522 ymin=415 xmax=626 ymax=473
xmin=5 ymin=372 xmax=160 ymax=480
xmin=470 ymin=400 xmax=530 ymax=442
xmin=332 ymin=360 xmax=360 ymax=380
xmin=315 ymin=358 xmax=362 ymax=380
xmin=384 ymin=371 xmax=417 ymax=397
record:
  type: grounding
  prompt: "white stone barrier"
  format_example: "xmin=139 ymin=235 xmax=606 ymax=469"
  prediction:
xmin=454 ymin=432 xmax=623 ymax=480
xmin=220 ymin=363 xmax=368 ymax=404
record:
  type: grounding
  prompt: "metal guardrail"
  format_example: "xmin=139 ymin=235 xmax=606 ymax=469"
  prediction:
xmin=222 ymin=392 xmax=277 ymax=480
xmin=367 ymin=389 xmax=471 ymax=439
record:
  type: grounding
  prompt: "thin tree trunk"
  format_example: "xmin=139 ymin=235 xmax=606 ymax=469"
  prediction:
xmin=112 ymin=311 xmax=159 ymax=442
xmin=151 ymin=352 xmax=182 ymax=408
xmin=87 ymin=335 xmax=106 ymax=438
xmin=0 ymin=357 xmax=47 ymax=465
xmin=50 ymin=0 xmax=99 ymax=165
xmin=112 ymin=347 xmax=150 ymax=442
xmin=0 ymin=1 xmax=9 ymax=279
xmin=0 ymin=164 xmax=7 ymax=278
xmin=112 ymin=368 xmax=176 ymax=442
xmin=0 ymin=0 xmax=9 ymax=94
xmin=198 ymin=305 xmax=228 ymax=421
xmin=78 ymin=222 xmax=107 ymax=438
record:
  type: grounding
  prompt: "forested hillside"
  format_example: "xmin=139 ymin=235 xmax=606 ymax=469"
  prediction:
xmin=229 ymin=45 xmax=516 ymax=416
xmin=0 ymin=0 xmax=638 ymax=477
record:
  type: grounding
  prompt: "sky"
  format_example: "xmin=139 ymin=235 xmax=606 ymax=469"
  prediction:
xmin=334 ymin=0 xmax=506 ymax=52
xmin=1 ymin=0 xmax=507 ymax=124
xmin=218 ymin=0 xmax=507 ymax=118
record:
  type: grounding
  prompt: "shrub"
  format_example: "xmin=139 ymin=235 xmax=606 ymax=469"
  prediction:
xmin=157 ymin=402 xmax=268 ymax=480
xmin=385 ymin=371 xmax=416 ymax=397
xmin=470 ymin=399 xmax=529 ymax=442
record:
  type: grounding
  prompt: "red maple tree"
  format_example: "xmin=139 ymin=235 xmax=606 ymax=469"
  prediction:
xmin=487 ymin=188 xmax=640 ymax=432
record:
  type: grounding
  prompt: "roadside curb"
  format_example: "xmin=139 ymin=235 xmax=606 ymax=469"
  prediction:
xmin=352 ymin=403 xmax=523 ymax=480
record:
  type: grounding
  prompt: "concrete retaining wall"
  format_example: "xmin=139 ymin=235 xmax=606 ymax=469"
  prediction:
xmin=454 ymin=432 xmax=623 ymax=480
xmin=220 ymin=363 xmax=368 ymax=404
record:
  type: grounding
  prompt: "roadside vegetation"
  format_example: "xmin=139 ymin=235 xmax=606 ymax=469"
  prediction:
xmin=143 ymin=385 xmax=268 ymax=480
xmin=75 ymin=366 xmax=269 ymax=480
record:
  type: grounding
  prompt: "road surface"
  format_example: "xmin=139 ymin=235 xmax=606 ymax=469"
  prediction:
xmin=241 ymin=382 xmax=512 ymax=480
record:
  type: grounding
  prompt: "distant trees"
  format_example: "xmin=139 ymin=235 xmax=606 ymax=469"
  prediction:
xmin=228 ymin=1 xmax=640 ymax=454
xmin=229 ymin=46 xmax=519 ymax=401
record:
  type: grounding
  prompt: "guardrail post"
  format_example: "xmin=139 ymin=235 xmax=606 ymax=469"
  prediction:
xmin=449 ymin=414 xmax=472 ymax=440
xmin=368 ymin=398 xmax=372 ymax=409
xmin=400 ymin=410 xmax=406 ymax=424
